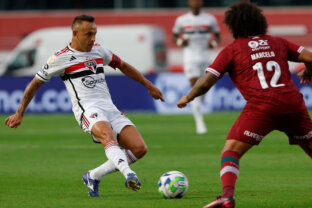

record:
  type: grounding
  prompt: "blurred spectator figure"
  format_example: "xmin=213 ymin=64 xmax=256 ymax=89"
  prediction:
xmin=172 ymin=0 xmax=220 ymax=134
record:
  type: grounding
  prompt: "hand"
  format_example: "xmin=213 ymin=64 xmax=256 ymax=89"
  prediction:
xmin=176 ymin=38 xmax=188 ymax=47
xmin=208 ymin=40 xmax=218 ymax=49
xmin=5 ymin=113 xmax=23 ymax=129
xmin=147 ymin=85 xmax=165 ymax=102
xmin=177 ymin=95 xmax=190 ymax=108
xmin=297 ymin=69 xmax=312 ymax=86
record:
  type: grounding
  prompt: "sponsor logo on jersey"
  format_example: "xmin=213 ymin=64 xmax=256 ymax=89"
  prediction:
xmin=70 ymin=56 xmax=77 ymax=61
xmin=40 ymin=69 xmax=48 ymax=76
xmin=248 ymin=41 xmax=259 ymax=49
xmin=40 ymin=63 xmax=50 ymax=76
xmin=81 ymin=76 xmax=104 ymax=88
xmin=248 ymin=40 xmax=270 ymax=51
xmin=244 ymin=130 xmax=264 ymax=141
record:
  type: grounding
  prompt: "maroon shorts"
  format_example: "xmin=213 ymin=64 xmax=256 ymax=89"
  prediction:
xmin=227 ymin=103 xmax=312 ymax=145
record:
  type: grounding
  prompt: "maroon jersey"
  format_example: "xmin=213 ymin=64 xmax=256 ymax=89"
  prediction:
xmin=207 ymin=35 xmax=305 ymax=113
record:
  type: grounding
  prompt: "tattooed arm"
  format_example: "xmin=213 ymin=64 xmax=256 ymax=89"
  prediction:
xmin=5 ymin=77 xmax=44 ymax=129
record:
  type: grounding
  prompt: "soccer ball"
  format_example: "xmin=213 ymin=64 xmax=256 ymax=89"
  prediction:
xmin=158 ymin=171 xmax=189 ymax=199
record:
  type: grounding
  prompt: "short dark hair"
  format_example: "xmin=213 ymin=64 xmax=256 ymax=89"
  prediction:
xmin=224 ymin=1 xmax=268 ymax=39
xmin=72 ymin=14 xmax=95 ymax=29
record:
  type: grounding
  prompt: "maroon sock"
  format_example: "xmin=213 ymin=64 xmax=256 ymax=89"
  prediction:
xmin=220 ymin=151 xmax=240 ymax=197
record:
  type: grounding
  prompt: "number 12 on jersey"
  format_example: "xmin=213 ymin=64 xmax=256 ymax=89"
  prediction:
xmin=253 ymin=61 xmax=285 ymax=89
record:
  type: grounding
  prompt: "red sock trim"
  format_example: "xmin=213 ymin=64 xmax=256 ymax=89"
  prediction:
xmin=104 ymin=141 xmax=119 ymax=151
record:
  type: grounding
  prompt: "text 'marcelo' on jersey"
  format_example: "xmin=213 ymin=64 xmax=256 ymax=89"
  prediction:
xmin=206 ymin=35 xmax=304 ymax=107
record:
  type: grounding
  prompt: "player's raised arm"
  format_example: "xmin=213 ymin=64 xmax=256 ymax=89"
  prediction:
xmin=118 ymin=60 xmax=164 ymax=102
xmin=177 ymin=71 xmax=218 ymax=108
xmin=5 ymin=77 xmax=44 ymax=129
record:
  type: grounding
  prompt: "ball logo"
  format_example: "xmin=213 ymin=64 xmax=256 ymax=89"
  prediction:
xmin=81 ymin=76 xmax=104 ymax=88
xmin=248 ymin=41 xmax=259 ymax=49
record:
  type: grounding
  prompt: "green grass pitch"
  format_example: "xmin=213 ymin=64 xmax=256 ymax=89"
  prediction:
xmin=0 ymin=113 xmax=311 ymax=208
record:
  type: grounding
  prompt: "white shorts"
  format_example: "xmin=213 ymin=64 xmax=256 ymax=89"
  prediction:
xmin=76 ymin=105 xmax=134 ymax=143
xmin=184 ymin=61 xmax=210 ymax=79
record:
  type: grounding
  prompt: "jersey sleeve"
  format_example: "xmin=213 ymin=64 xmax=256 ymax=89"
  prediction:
xmin=280 ymin=38 xmax=304 ymax=62
xmin=36 ymin=54 xmax=66 ymax=82
xmin=99 ymin=46 xmax=122 ymax=69
xmin=172 ymin=16 xmax=183 ymax=35
xmin=206 ymin=45 xmax=233 ymax=78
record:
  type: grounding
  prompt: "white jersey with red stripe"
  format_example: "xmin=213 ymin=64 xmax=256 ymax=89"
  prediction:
xmin=172 ymin=11 xmax=219 ymax=63
xmin=36 ymin=43 xmax=122 ymax=128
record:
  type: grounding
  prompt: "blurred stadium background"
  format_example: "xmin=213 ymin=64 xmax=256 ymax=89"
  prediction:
xmin=1 ymin=1 xmax=312 ymax=208
xmin=1 ymin=0 xmax=312 ymax=114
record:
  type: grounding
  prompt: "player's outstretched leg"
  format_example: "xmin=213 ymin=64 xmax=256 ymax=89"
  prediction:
xmin=88 ymin=121 xmax=141 ymax=194
xmin=203 ymin=140 xmax=252 ymax=208
xmin=104 ymin=140 xmax=141 ymax=191
xmin=89 ymin=149 xmax=139 ymax=180
xmin=82 ymin=171 xmax=101 ymax=197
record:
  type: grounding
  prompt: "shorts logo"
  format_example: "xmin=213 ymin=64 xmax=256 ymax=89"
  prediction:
xmin=244 ymin=130 xmax=264 ymax=141
xmin=90 ymin=113 xmax=98 ymax=119
xmin=81 ymin=76 xmax=104 ymax=88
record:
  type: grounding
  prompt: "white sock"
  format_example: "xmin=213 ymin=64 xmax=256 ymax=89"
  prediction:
xmin=192 ymin=96 xmax=204 ymax=124
xmin=90 ymin=149 xmax=138 ymax=180
xmin=191 ymin=96 xmax=207 ymax=133
xmin=103 ymin=141 xmax=134 ymax=178
xmin=123 ymin=149 xmax=138 ymax=164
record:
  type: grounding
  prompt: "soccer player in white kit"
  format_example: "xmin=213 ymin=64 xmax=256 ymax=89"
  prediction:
xmin=5 ymin=15 xmax=164 ymax=197
xmin=172 ymin=0 xmax=220 ymax=134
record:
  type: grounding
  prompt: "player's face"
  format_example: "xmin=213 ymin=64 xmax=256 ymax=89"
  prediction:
xmin=75 ymin=21 xmax=97 ymax=52
xmin=188 ymin=0 xmax=203 ymax=12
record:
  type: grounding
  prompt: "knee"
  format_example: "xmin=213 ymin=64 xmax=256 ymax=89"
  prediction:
xmin=132 ymin=143 xmax=147 ymax=159
xmin=221 ymin=139 xmax=253 ymax=157
xmin=96 ymin=130 xmax=115 ymax=145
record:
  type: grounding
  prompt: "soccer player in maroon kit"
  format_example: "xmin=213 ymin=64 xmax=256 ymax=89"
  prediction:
xmin=177 ymin=1 xmax=312 ymax=208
